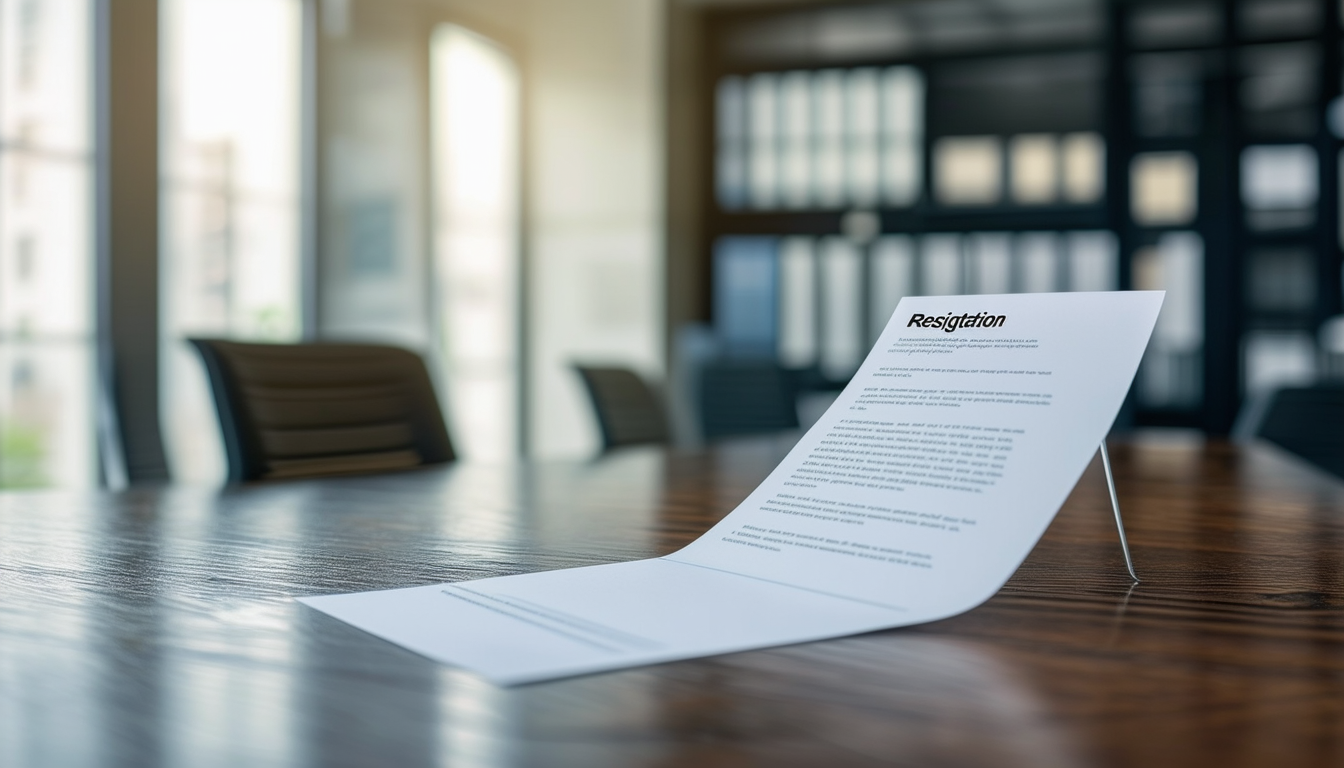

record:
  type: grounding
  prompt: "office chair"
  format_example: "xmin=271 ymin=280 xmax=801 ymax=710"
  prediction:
xmin=189 ymin=339 xmax=455 ymax=482
xmin=697 ymin=360 xmax=799 ymax=439
xmin=1322 ymin=315 xmax=1344 ymax=381
xmin=1235 ymin=384 xmax=1344 ymax=480
xmin=573 ymin=365 xmax=670 ymax=450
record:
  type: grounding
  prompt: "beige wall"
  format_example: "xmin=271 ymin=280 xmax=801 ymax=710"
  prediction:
xmin=524 ymin=0 xmax=666 ymax=457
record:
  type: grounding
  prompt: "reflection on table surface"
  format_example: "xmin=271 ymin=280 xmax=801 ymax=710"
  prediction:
xmin=2 ymin=433 xmax=1344 ymax=767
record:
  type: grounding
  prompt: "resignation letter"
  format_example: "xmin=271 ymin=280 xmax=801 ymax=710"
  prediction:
xmin=302 ymin=291 xmax=1164 ymax=684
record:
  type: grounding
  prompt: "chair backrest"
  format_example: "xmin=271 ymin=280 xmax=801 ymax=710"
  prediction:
xmin=1241 ymin=384 xmax=1344 ymax=480
xmin=573 ymin=365 xmax=670 ymax=450
xmin=1322 ymin=315 xmax=1344 ymax=381
xmin=189 ymin=339 xmax=455 ymax=482
xmin=697 ymin=360 xmax=799 ymax=439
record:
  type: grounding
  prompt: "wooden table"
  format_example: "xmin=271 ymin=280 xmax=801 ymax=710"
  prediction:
xmin=3 ymin=434 xmax=1344 ymax=767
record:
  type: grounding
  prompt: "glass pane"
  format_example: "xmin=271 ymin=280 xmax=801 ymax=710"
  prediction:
xmin=818 ymin=237 xmax=863 ymax=379
xmin=966 ymin=233 xmax=1011 ymax=294
xmin=1061 ymin=132 xmax=1105 ymax=204
xmin=1131 ymin=151 xmax=1198 ymax=227
xmin=777 ymin=237 xmax=816 ymax=368
xmin=0 ymin=0 xmax=90 ymax=154
xmin=1238 ymin=0 xmax=1320 ymax=40
xmin=747 ymin=72 xmax=778 ymax=210
xmin=1339 ymin=149 xmax=1344 ymax=251
xmin=1243 ymin=330 xmax=1316 ymax=397
xmin=0 ymin=159 xmax=91 ymax=336
xmin=0 ymin=0 xmax=95 ymax=489
xmin=1242 ymin=144 xmax=1317 ymax=209
xmin=433 ymin=25 xmax=522 ymax=461
xmin=1132 ymin=232 xmax=1204 ymax=408
xmin=1243 ymin=144 xmax=1317 ymax=231
xmin=1009 ymin=134 xmax=1058 ymax=205
xmin=882 ymin=66 xmax=922 ymax=137
xmin=161 ymin=0 xmax=303 ymax=483
xmin=1016 ymin=232 xmax=1061 ymax=293
xmin=0 ymin=342 xmax=95 ymax=488
xmin=934 ymin=136 xmax=1002 ymax=206
xmin=920 ymin=234 xmax=963 ymax=295
xmin=1067 ymin=231 xmax=1118 ymax=292
xmin=883 ymin=142 xmax=921 ymax=209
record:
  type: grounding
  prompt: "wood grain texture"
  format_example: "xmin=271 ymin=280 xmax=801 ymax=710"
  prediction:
xmin=2 ymin=434 xmax=1343 ymax=767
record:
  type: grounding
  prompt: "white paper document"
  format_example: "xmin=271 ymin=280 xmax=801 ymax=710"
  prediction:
xmin=301 ymin=291 xmax=1164 ymax=685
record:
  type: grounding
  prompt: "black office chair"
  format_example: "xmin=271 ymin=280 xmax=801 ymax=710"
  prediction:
xmin=1237 ymin=384 xmax=1344 ymax=480
xmin=189 ymin=339 xmax=455 ymax=481
xmin=697 ymin=360 xmax=799 ymax=439
xmin=573 ymin=365 xmax=670 ymax=451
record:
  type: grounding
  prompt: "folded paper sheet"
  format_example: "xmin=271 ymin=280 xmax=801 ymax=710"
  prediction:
xmin=301 ymin=291 xmax=1164 ymax=685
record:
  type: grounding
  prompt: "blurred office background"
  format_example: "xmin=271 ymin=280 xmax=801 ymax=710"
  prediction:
xmin=2 ymin=0 xmax=1342 ymax=487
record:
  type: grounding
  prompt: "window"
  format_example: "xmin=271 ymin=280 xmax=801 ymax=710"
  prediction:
xmin=160 ymin=0 xmax=303 ymax=483
xmin=1241 ymin=144 xmax=1317 ymax=231
xmin=870 ymin=236 xmax=914 ymax=340
xmin=1061 ymin=132 xmax=1104 ymax=203
xmin=932 ymin=131 xmax=1105 ymax=209
xmin=0 ymin=0 xmax=96 ymax=488
xmin=1132 ymin=232 xmax=1203 ymax=408
xmin=1131 ymin=151 xmax=1198 ymax=226
xmin=1009 ymin=134 xmax=1058 ymax=204
xmin=934 ymin=136 xmax=1002 ymax=206
xmin=431 ymin=25 xmax=521 ymax=461
xmin=1243 ymin=330 xmax=1316 ymax=396
xmin=777 ymin=237 xmax=817 ymax=367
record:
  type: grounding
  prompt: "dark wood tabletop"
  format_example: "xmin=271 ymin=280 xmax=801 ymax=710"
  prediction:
xmin=3 ymin=433 xmax=1344 ymax=767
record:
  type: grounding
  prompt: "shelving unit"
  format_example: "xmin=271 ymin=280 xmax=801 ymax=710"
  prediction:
xmin=690 ymin=0 xmax=1344 ymax=434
